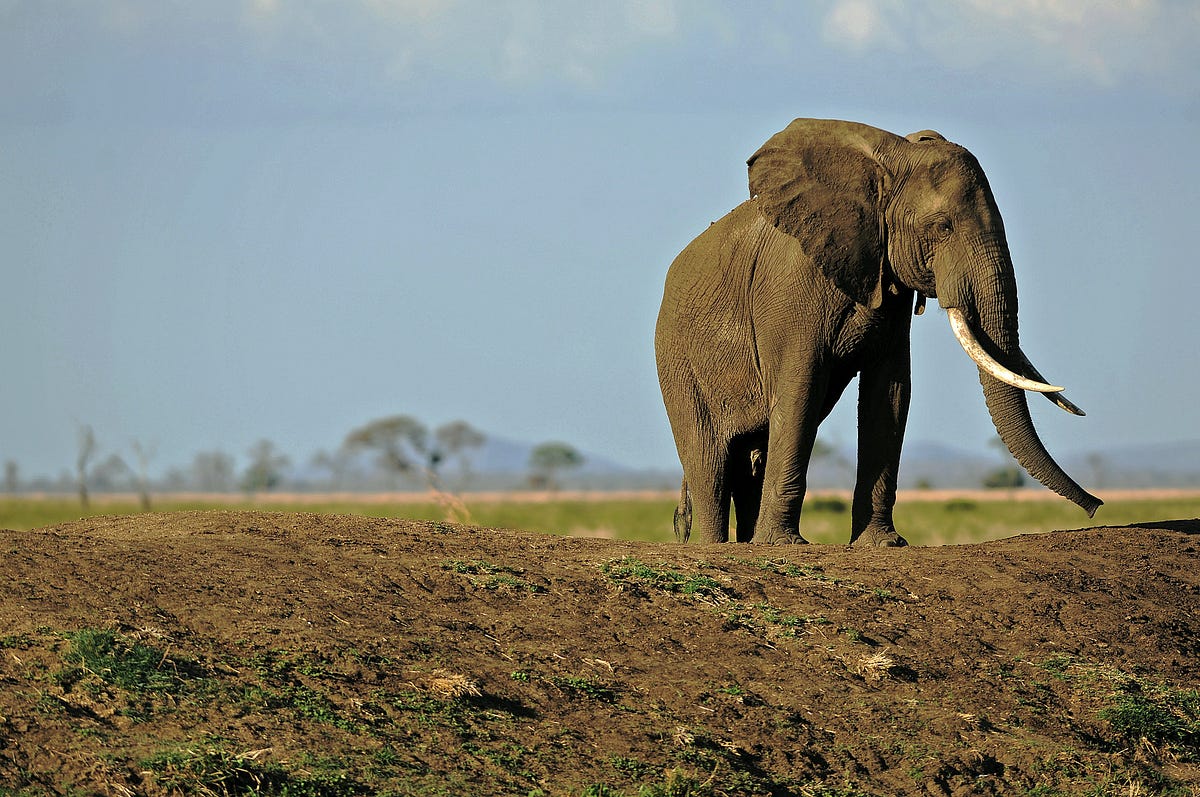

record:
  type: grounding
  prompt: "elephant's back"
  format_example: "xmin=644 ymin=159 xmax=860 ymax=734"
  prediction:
xmin=658 ymin=200 xmax=766 ymax=303
xmin=655 ymin=201 xmax=767 ymax=424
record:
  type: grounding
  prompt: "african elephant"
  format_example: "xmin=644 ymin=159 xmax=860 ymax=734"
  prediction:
xmin=654 ymin=118 xmax=1101 ymax=546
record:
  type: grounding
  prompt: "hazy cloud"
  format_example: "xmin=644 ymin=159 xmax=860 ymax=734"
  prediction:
xmin=240 ymin=0 xmax=692 ymax=89
xmin=822 ymin=0 xmax=901 ymax=51
xmin=4 ymin=0 xmax=1195 ymax=123
xmin=821 ymin=0 xmax=1200 ymax=87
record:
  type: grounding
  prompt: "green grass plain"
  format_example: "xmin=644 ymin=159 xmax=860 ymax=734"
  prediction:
xmin=3 ymin=491 xmax=1198 ymax=545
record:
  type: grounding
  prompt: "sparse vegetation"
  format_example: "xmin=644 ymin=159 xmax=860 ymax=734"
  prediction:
xmin=141 ymin=743 xmax=363 ymax=796
xmin=602 ymin=557 xmax=729 ymax=601
xmin=1100 ymin=684 xmax=1200 ymax=758
xmin=442 ymin=558 xmax=547 ymax=593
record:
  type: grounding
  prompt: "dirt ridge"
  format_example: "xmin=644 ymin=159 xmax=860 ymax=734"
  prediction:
xmin=3 ymin=511 xmax=1199 ymax=795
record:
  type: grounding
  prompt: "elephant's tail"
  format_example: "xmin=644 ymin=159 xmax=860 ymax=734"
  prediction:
xmin=673 ymin=478 xmax=692 ymax=543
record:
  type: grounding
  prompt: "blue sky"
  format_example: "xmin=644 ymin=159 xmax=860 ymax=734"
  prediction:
xmin=2 ymin=1 xmax=1198 ymax=481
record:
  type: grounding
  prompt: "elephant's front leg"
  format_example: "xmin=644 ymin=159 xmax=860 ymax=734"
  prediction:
xmin=751 ymin=375 xmax=829 ymax=544
xmin=850 ymin=348 xmax=911 ymax=547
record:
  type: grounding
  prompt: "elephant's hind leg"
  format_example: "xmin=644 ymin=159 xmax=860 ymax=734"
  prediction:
xmin=682 ymin=449 xmax=732 ymax=543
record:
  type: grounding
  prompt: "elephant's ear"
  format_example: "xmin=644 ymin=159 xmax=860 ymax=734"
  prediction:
xmin=748 ymin=119 xmax=893 ymax=309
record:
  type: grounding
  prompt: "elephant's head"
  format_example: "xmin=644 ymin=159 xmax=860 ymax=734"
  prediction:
xmin=748 ymin=118 xmax=1101 ymax=516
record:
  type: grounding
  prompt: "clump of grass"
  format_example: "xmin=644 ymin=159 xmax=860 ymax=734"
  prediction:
xmin=602 ymin=557 xmax=729 ymax=602
xmin=1100 ymin=685 xmax=1200 ymax=758
xmin=58 ymin=628 xmax=202 ymax=694
xmin=142 ymin=744 xmax=362 ymax=797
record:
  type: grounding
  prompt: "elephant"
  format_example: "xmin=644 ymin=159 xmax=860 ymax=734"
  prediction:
xmin=654 ymin=118 xmax=1101 ymax=546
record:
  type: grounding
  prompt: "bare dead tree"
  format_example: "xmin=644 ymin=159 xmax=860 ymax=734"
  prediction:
xmin=132 ymin=440 xmax=155 ymax=511
xmin=77 ymin=425 xmax=96 ymax=509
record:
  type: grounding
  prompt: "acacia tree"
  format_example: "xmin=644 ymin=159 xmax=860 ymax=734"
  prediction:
xmin=344 ymin=415 xmax=430 ymax=489
xmin=191 ymin=451 xmax=236 ymax=492
xmin=528 ymin=442 xmax=584 ymax=491
xmin=4 ymin=460 xmax=17 ymax=493
xmin=310 ymin=447 xmax=354 ymax=491
xmin=430 ymin=420 xmax=486 ymax=489
xmin=91 ymin=453 xmax=130 ymax=491
xmin=242 ymin=439 xmax=290 ymax=495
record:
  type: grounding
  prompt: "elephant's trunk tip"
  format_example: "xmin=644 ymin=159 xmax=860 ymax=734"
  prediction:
xmin=1082 ymin=494 xmax=1103 ymax=518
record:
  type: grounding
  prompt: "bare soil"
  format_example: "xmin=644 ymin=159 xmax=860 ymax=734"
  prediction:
xmin=2 ymin=510 xmax=1200 ymax=796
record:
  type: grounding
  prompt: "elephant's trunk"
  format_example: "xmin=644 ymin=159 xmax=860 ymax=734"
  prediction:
xmin=947 ymin=239 xmax=1103 ymax=517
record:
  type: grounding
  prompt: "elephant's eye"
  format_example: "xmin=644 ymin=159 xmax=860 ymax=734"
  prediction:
xmin=931 ymin=217 xmax=954 ymax=238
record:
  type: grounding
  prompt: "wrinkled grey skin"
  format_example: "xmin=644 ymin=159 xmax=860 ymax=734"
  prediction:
xmin=655 ymin=118 xmax=1101 ymax=546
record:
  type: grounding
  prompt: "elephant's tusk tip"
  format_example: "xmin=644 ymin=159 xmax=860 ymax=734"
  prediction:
xmin=1051 ymin=393 xmax=1086 ymax=416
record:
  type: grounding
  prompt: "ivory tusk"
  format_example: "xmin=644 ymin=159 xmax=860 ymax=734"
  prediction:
xmin=946 ymin=308 xmax=1064 ymax=393
xmin=1014 ymin=351 xmax=1086 ymax=416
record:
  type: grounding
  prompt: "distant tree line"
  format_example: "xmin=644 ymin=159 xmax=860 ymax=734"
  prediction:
xmin=2 ymin=416 xmax=588 ymax=508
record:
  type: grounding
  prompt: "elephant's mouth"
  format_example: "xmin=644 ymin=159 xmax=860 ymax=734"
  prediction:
xmin=945 ymin=308 xmax=1086 ymax=416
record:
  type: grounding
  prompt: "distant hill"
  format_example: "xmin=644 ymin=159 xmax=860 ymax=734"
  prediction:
xmin=279 ymin=435 xmax=1200 ymax=493
xmin=426 ymin=436 xmax=1200 ymax=491
xmin=898 ymin=439 xmax=1200 ymax=490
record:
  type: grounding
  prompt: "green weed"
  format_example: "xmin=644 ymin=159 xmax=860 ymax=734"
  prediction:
xmin=551 ymin=675 xmax=616 ymax=702
xmin=0 ymin=633 xmax=34 ymax=649
xmin=602 ymin=557 xmax=729 ymax=602
xmin=608 ymin=755 xmax=651 ymax=780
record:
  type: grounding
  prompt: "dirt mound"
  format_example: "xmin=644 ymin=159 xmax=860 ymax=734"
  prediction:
xmin=3 ymin=511 xmax=1199 ymax=795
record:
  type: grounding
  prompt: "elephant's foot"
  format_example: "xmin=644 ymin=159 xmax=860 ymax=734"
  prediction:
xmin=850 ymin=527 xmax=909 ymax=548
xmin=750 ymin=530 xmax=810 ymax=545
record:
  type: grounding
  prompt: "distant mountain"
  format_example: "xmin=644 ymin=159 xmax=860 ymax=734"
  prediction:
xmin=1061 ymin=440 xmax=1200 ymax=489
xmin=286 ymin=435 xmax=1200 ymax=492
xmin=464 ymin=434 xmax=635 ymax=476
xmin=815 ymin=439 xmax=1200 ymax=490
xmin=899 ymin=439 xmax=1200 ymax=490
